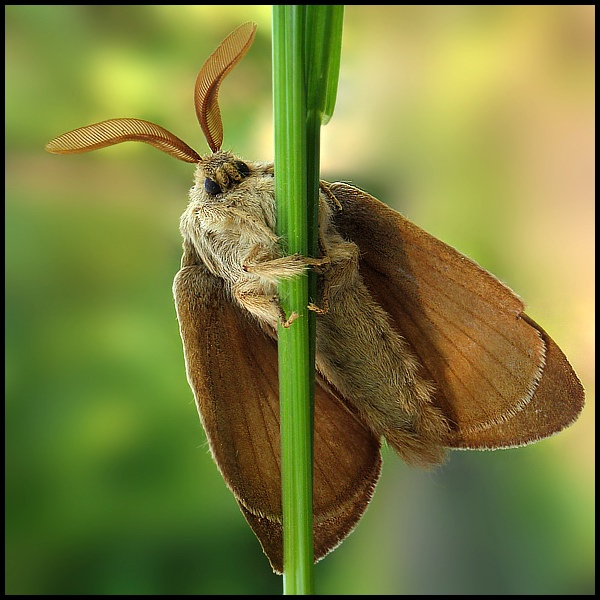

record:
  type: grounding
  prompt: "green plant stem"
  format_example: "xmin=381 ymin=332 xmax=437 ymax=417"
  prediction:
xmin=273 ymin=5 xmax=314 ymax=595
xmin=273 ymin=5 xmax=344 ymax=594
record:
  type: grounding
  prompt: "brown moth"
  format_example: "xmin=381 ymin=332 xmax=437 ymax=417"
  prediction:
xmin=46 ymin=22 xmax=585 ymax=574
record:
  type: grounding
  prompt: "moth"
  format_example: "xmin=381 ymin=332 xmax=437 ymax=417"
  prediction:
xmin=46 ymin=22 xmax=584 ymax=574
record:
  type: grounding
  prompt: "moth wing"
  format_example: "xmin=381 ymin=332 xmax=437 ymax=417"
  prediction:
xmin=173 ymin=242 xmax=382 ymax=573
xmin=328 ymin=182 xmax=584 ymax=449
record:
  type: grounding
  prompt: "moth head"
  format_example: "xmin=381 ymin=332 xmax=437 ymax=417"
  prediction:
xmin=45 ymin=22 xmax=257 ymax=166
xmin=199 ymin=152 xmax=252 ymax=197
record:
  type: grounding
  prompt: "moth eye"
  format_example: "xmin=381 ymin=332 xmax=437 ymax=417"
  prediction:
xmin=204 ymin=177 xmax=222 ymax=196
xmin=235 ymin=161 xmax=250 ymax=178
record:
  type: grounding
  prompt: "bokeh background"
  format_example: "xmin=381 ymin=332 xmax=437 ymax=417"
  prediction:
xmin=6 ymin=5 xmax=594 ymax=595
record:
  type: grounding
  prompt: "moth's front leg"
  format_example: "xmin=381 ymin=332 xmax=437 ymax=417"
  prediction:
xmin=310 ymin=236 xmax=361 ymax=316
xmin=239 ymin=244 xmax=330 ymax=327
xmin=243 ymin=244 xmax=330 ymax=283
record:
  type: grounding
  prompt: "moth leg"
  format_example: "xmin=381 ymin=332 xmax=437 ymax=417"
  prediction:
xmin=243 ymin=244 xmax=330 ymax=282
xmin=281 ymin=311 xmax=300 ymax=328
xmin=319 ymin=181 xmax=343 ymax=212
xmin=308 ymin=272 xmax=332 ymax=316
xmin=313 ymin=233 xmax=361 ymax=315
xmin=304 ymin=195 xmax=341 ymax=315
xmin=308 ymin=301 xmax=328 ymax=315
xmin=326 ymin=240 xmax=360 ymax=286
xmin=233 ymin=282 xmax=299 ymax=328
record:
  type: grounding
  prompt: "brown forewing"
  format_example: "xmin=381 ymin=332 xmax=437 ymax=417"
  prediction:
xmin=329 ymin=182 xmax=584 ymax=448
xmin=173 ymin=242 xmax=382 ymax=573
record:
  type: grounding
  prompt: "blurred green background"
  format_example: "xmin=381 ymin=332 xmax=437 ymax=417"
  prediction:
xmin=6 ymin=5 xmax=594 ymax=595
